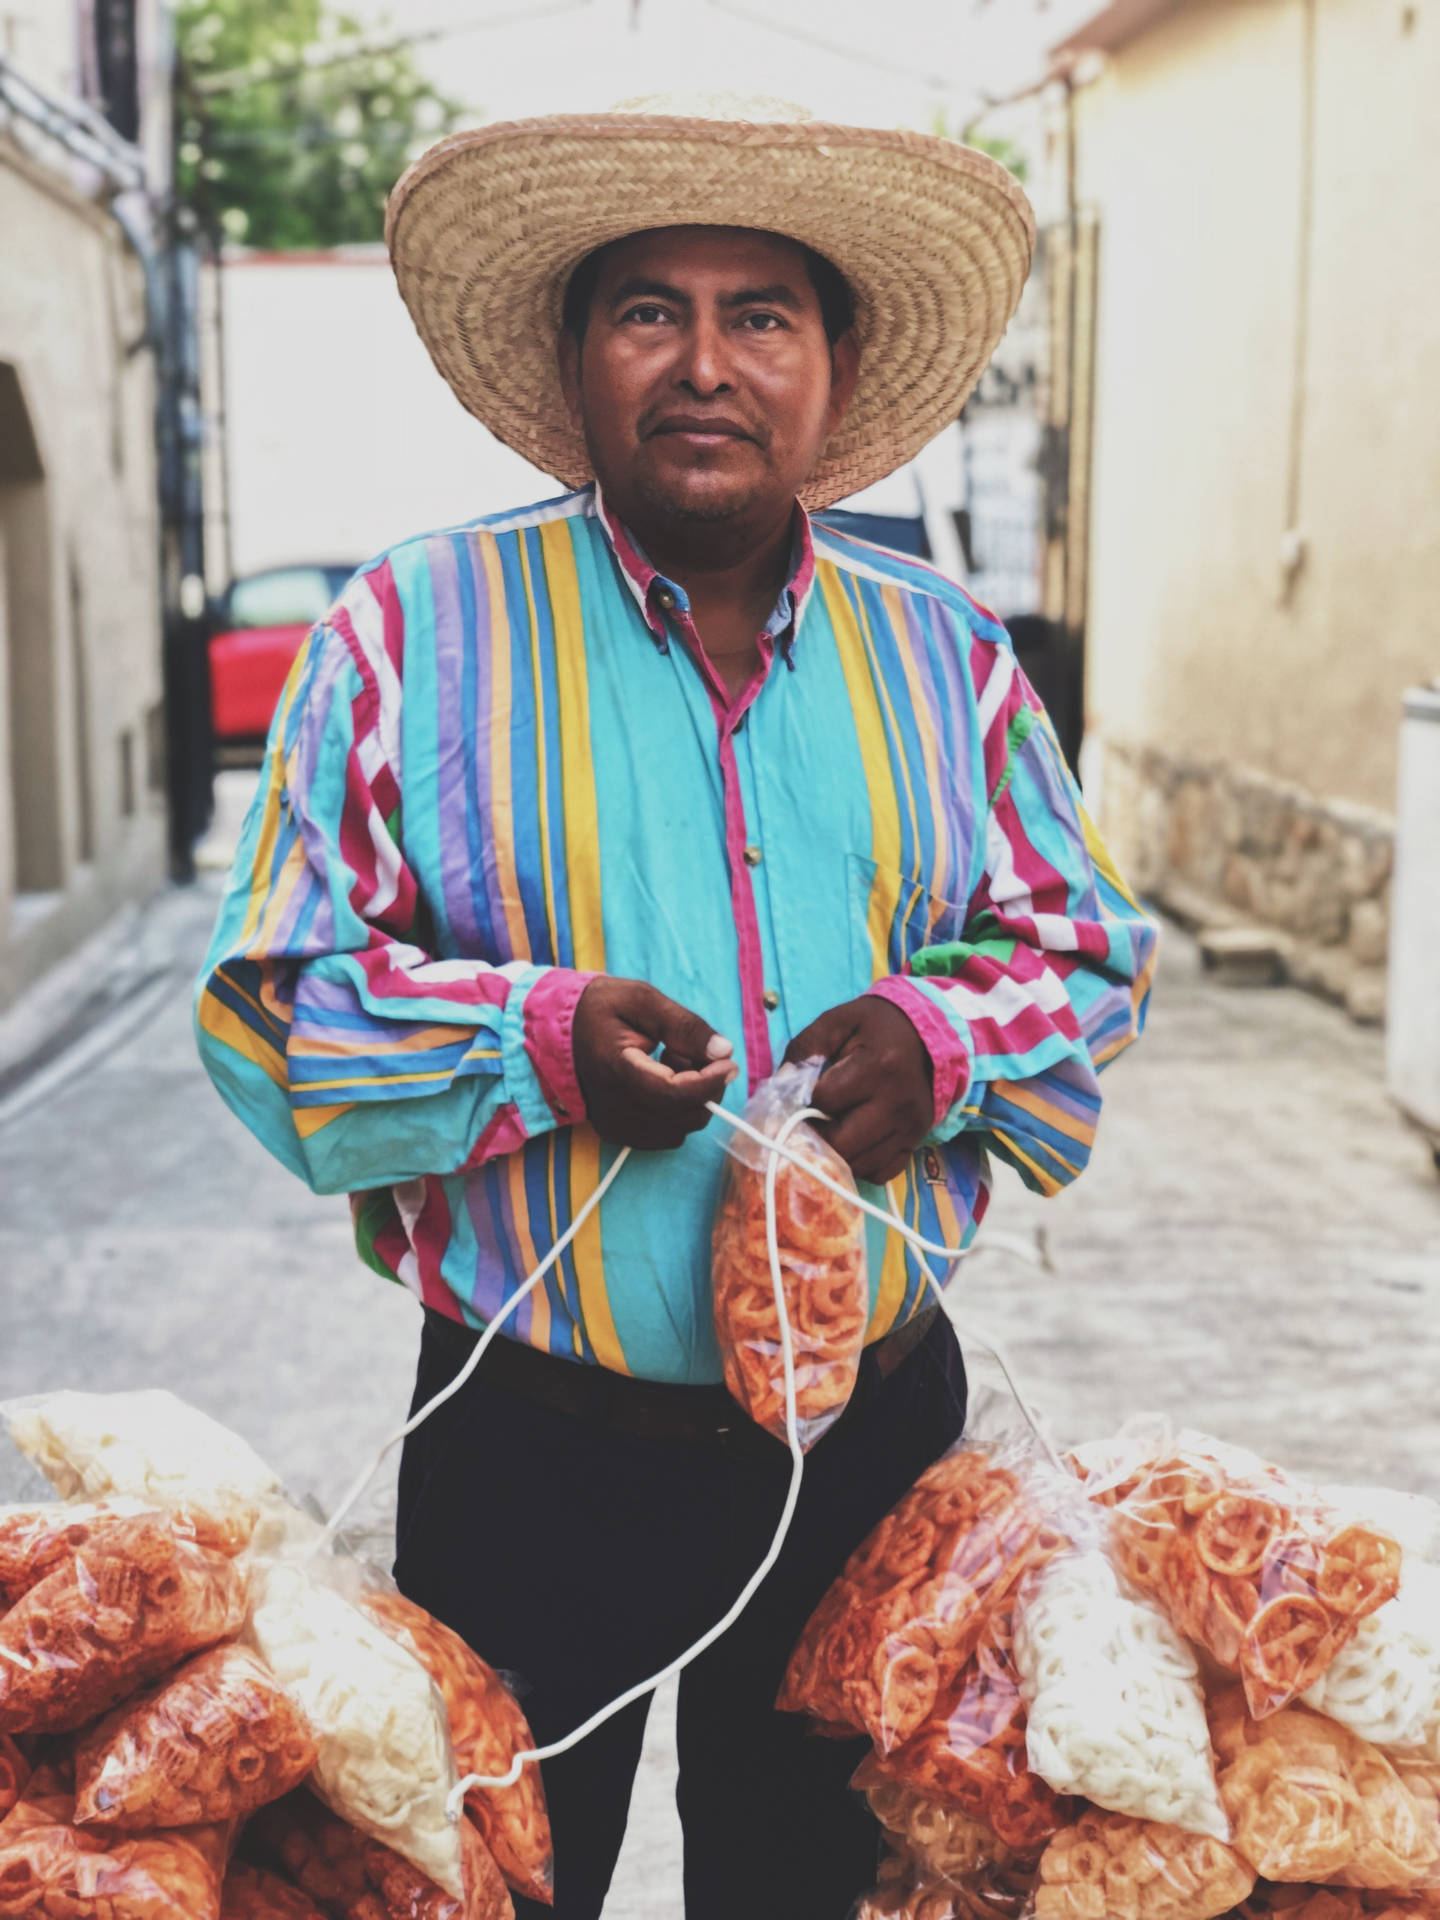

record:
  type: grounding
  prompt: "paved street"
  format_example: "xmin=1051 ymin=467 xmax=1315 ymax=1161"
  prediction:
xmin=1 ymin=821 xmax=1437 ymax=1914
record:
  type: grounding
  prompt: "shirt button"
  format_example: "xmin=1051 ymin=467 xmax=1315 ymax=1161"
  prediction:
xmin=654 ymin=586 xmax=676 ymax=610
xmin=762 ymin=988 xmax=780 ymax=1012
xmin=743 ymin=845 xmax=762 ymax=867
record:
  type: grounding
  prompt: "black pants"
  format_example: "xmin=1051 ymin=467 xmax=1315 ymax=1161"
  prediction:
xmin=394 ymin=1313 xmax=967 ymax=1920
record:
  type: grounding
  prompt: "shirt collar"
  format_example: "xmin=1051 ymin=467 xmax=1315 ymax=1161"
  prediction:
xmin=590 ymin=481 xmax=817 ymax=659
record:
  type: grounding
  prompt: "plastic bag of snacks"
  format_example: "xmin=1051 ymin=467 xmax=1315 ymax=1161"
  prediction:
xmin=1236 ymin=1885 xmax=1440 ymax=1917
xmin=1013 ymin=1545 xmax=1229 ymax=1838
xmin=1302 ymin=1561 xmax=1440 ymax=1757
xmin=0 ymin=1763 xmax=231 ymax=1919
xmin=74 ymin=1642 xmax=317 ymax=1830
xmin=854 ymin=1848 xmax=1040 ymax=1919
xmin=0 ymin=1738 xmax=29 ymax=1823
xmin=6 ymin=1393 xmax=280 ymax=1556
xmin=855 ymin=1621 xmax=1076 ymax=1856
xmin=252 ymin=1790 xmax=513 ymax=1920
xmin=1208 ymin=1687 xmax=1440 ymax=1889
xmin=354 ymin=1588 xmax=551 ymax=1906
xmin=709 ymin=1059 xmax=869 ymax=1449
xmin=220 ymin=1863 xmax=327 ymax=1920
xmin=780 ymin=1436 xmax=1071 ymax=1753
xmin=0 ymin=1510 xmax=249 ymax=1734
xmin=1030 ymin=1808 xmax=1256 ymax=1920
xmin=246 ymin=1563 xmax=463 ymax=1899
xmin=0 ymin=1500 xmax=169 ymax=1606
xmin=1072 ymin=1423 xmax=1401 ymax=1718
xmin=862 ymin=1773 xmax=1029 ymax=1886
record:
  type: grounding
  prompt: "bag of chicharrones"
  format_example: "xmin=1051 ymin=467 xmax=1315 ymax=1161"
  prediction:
xmin=710 ymin=1058 xmax=869 ymax=1449
xmin=5 ymin=1390 xmax=285 ymax=1556
xmin=852 ymin=1847 xmax=1042 ymax=1919
xmin=778 ymin=1426 xmax=1075 ymax=1758
xmin=1012 ymin=1530 xmax=1230 ymax=1840
xmin=1069 ymin=1419 xmax=1403 ymax=1719
xmin=0 ymin=1506 xmax=251 ymax=1734
xmin=1026 ymin=1805 xmax=1258 ymax=1920
xmin=243 ymin=1554 xmax=466 ymax=1900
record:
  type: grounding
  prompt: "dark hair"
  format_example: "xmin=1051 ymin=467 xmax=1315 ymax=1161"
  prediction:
xmin=561 ymin=232 xmax=855 ymax=345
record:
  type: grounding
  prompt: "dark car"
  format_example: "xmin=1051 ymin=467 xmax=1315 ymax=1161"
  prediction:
xmin=209 ymin=562 xmax=356 ymax=756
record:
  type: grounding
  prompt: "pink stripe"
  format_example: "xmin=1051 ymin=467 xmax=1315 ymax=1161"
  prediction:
xmin=369 ymin=558 xmax=407 ymax=681
xmin=461 ymin=1107 xmax=532 ymax=1169
xmin=867 ymin=976 xmax=971 ymax=1124
xmin=351 ymin=947 xmax=512 ymax=1006
xmin=411 ymin=1180 xmax=455 ymax=1314
xmin=523 ymin=966 xmax=597 ymax=1121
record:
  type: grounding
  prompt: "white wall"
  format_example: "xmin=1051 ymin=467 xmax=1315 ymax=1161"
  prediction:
xmin=221 ymin=250 xmax=555 ymax=577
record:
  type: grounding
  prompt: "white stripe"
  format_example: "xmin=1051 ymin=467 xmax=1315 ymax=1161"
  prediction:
xmin=343 ymin=577 xmax=404 ymax=785
xmin=985 ymin=806 xmax=1033 ymax=919
xmin=925 ymin=966 xmax=1069 ymax=1028
xmin=976 ymin=644 xmax=1015 ymax=741
xmin=1030 ymin=911 xmax=1079 ymax=952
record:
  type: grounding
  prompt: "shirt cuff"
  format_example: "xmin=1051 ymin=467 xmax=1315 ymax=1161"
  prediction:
xmin=867 ymin=977 xmax=972 ymax=1131
xmin=520 ymin=966 xmax=598 ymax=1125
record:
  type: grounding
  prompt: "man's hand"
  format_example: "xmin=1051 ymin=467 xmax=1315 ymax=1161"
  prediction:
xmin=785 ymin=996 xmax=933 ymax=1184
xmin=573 ymin=977 xmax=738 ymax=1151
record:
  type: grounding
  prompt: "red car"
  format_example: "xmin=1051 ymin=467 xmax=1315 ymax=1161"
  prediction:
xmin=209 ymin=563 xmax=357 ymax=752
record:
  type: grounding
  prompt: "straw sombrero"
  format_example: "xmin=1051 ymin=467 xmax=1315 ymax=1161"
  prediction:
xmin=386 ymin=95 xmax=1036 ymax=510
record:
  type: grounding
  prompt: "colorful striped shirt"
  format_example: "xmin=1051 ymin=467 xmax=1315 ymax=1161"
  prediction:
xmin=195 ymin=485 xmax=1157 ymax=1385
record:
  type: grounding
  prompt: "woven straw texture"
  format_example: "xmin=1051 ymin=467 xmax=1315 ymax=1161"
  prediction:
xmin=385 ymin=108 xmax=1036 ymax=509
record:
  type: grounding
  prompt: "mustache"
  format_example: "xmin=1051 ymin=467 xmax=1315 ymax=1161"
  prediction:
xmin=638 ymin=407 xmax=769 ymax=446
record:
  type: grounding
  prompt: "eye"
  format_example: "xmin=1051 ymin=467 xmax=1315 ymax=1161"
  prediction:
xmin=740 ymin=311 xmax=786 ymax=332
xmin=621 ymin=302 xmax=672 ymax=325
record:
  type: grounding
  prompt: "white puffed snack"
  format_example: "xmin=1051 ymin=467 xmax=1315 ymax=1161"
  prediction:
xmin=1014 ymin=1548 xmax=1229 ymax=1840
xmin=246 ymin=1560 xmax=464 ymax=1897
xmin=1302 ymin=1556 xmax=1440 ymax=1754
xmin=7 ymin=1389 xmax=278 ymax=1553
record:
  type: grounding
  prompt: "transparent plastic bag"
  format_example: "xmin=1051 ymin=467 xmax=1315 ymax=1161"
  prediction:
xmin=1302 ymin=1561 xmax=1440 ymax=1757
xmin=251 ymin=1790 xmax=513 ymax=1920
xmin=862 ymin=1774 xmax=1025 ymax=1886
xmin=220 ymin=1862 xmax=327 ymax=1920
xmin=1029 ymin=1807 xmax=1255 ymax=1920
xmin=245 ymin=1562 xmax=463 ymax=1900
xmin=779 ymin=1435 xmax=1072 ymax=1754
xmin=1072 ymin=1422 xmax=1401 ymax=1718
xmin=0 ymin=1511 xmax=250 ymax=1734
xmin=74 ymin=1642 xmax=317 ymax=1831
xmin=1237 ymin=1885 xmax=1440 ymax=1917
xmin=354 ymin=1588 xmax=551 ymax=1907
xmin=0 ymin=1764 xmax=231 ymax=1919
xmin=710 ymin=1059 xmax=869 ymax=1449
xmin=0 ymin=1738 xmax=29 ymax=1824
xmin=0 ymin=1502 xmax=168 ymax=1608
xmin=1013 ymin=1545 xmax=1229 ymax=1838
xmin=1209 ymin=1687 xmax=1440 ymax=1890
xmin=853 ymin=1848 xmax=1040 ymax=1919
xmin=6 ymin=1393 xmax=280 ymax=1557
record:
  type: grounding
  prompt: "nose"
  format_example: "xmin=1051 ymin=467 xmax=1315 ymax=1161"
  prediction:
xmin=673 ymin=310 xmax=735 ymax=398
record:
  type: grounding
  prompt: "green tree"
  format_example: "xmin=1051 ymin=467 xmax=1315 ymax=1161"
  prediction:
xmin=174 ymin=0 xmax=463 ymax=248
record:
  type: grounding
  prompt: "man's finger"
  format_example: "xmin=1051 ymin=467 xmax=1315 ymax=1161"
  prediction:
xmin=810 ymin=1049 xmax=873 ymax=1118
xmin=784 ymin=1004 xmax=856 ymax=1069
xmin=616 ymin=1047 xmax=735 ymax=1110
xmin=648 ymin=991 xmax=734 ymax=1071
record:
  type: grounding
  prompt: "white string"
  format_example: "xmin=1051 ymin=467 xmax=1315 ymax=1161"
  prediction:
xmin=317 ymin=1093 xmax=1049 ymax=1814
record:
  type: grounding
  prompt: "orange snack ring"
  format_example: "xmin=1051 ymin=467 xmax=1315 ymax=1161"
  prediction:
xmin=1241 ymin=1595 xmax=1338 ymax=1717
xmin=73 ymin=1643 xmax=317 ymax=1831
xmin=0 ymin=1737 xmax=30 ymax=1823
xmin=221 ymin=1861 xmax=329 ymax=1920
xmin=1318 ymin=1529 xmax=1404 ymax=1621
xmin=254 ymin=1791 xmax=512 ymax=1920
xmin=0 ymin=1515 xmax=249 ymax=1736
xmin=1034 ymin=1807 xmax=1254 ymax=1920
xmin=356 ymin=1590 xmax=551 ymax=1908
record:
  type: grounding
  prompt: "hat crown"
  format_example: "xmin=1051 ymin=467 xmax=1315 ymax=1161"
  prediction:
xmin=609 ymin=92 xmax=814 ymax=124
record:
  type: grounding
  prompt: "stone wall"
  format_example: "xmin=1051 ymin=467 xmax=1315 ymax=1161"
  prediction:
xmin=1097 ymin=740 xmax=1394 ymax=1024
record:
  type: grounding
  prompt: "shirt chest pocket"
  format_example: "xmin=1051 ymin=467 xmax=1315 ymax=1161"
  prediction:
xmin=848 ymin=853 xmax=968 ymax=984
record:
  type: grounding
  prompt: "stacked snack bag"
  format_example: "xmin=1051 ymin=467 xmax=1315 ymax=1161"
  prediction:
xmin=777 ymin=1415 xmax=1440 ymax=1920
xmin=0 ymin=1390 xmax=552 ymax=1919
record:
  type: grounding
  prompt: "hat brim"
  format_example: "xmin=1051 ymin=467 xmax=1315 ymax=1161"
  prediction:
xmin=385 ymin=113 xmax=1036 ymax=510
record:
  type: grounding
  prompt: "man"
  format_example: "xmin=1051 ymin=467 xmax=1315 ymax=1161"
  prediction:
xmin=197 ymin=98 xmax=1156 ymax=1920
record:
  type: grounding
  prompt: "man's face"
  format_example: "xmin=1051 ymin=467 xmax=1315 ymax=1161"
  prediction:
xmin=557 ymin=226 xmax=859 ymax=530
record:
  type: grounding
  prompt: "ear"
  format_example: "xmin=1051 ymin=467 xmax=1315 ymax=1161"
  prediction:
xmin=824 ymin=328 xmax=861 ymax=437
xmin=557 ymin=329 xmax=584 ymax=430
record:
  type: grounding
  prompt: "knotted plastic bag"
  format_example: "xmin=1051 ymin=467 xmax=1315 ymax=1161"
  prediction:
xmin=0 ymin=1510 xmax=249 ymax=1734
xmin=6 ymin=1392 xmax=280 ymax=1557
xmin=853 ymin=1846 xmax=1041 ymax=1919
xmin=74 ymin=1642 xmax=317 ymax=1831
xmin=1071 ymin=1421 xmax=1401 ymax=1718
xmin=252 ymin=1790 xmax=513 ymax=1920
xmin=0 ymin=1763 xmax=231 ymax=1919
xmin=220 ymin=1862 xmax=327 ymax=1920
xmin=1029 ymin=1807 xmax=1256 ymax=1920
xmin=779 ymin=1434 xmax=1071 ymax=1755
xmin=355 ymin=1588 xmax=551 ymax=1907
xmin=862 ymin=1773 xmax=1026 ymax=1887
xmin=710 ymin=1060 xmax=868 ymax=1449
xmin=1302 ymin=1558 xmax=1440 ymax=1758
xmin=245 ymin=1561 xmax=463 ymax=1901
xmin=1013 ymin=1544 xmax=1229 ymax=1838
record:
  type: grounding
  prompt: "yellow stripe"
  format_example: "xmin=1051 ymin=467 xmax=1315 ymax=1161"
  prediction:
xmin=505 ymin=1153 xmax=550 ymax=1356
xmin=198 ymin=998 xmax=287 ymax=1088
xmin=517 ymin=536 xmax=561 ymax=965
xmin=865 ymin=1173 xmax=913 ymax=1341
xmin=540 ymin=521 xmax=626 ymax=1373
xmin=294 ymin=1102 xmax=356 ymax=1137
xmin=856 ymin=583 xmax=925 ymax=892
xmin=882 ymin=584 xmax=953 ymax=917
xmin=991 ymin=1077 xmax=1096 ymax=1151
xmin=289 ymin=1022 xmax=486 ymax=1057
xmin=207 ymin=965 xmax=289 ymax=1049
xmin=820 ymin=564 xmax=902 ymax=978
xmin=290 ymin=1060 xmax=499 ymax=1092
xmin=479 ymin=536 xmax=531 ymax=959
xmin=238 ymin=656 xmax=309 ymax=951
xmin=994 ymin=1132 xmax=1066 ymax=1195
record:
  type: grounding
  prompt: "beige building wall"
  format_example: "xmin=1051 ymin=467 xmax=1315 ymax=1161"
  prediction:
xmin=0 ymin=146 xmax=166 ymax=1010
xmin=1073 ymin=0 xmax=1440 ymax=1016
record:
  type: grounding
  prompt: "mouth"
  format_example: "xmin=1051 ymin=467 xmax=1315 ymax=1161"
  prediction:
xmin=647 ymin=416 xmax=755 ymax=449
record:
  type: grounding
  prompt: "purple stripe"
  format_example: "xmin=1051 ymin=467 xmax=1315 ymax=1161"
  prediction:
xmin=465 ymin=536 xmax=515 ymax=956
xmin=428 ymin=537 xmax=483 ymax=952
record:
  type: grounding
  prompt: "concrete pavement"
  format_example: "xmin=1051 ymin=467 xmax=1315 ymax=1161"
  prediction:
xmin=0 ymin=836 xmax=1437 ymax=1914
